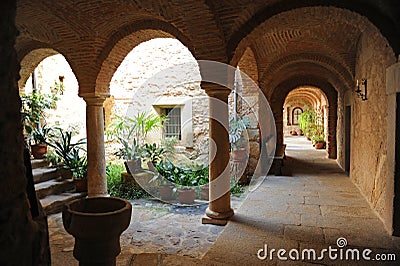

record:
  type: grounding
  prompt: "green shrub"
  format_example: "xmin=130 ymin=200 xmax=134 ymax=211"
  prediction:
xmin=106 ymin=163 xmax=150 ymax=199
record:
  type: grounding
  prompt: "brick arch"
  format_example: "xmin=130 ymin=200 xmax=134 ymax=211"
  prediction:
xmin=261 ymin=53 xmax=354 ymax=91
xmin=270 ymin=77 xmax=338 ymax=159
xmin=18 ymin=48 xmax=64 ymax=89
xmin=236 ymin=47 xmax=259 ymax=87
xmin=227 ymin=0 xmax=400 ymax=59
xmin=263 ymin=61 xmax=347 ymax=101
xmin=96 ymin=22 xmax=194 ymax=95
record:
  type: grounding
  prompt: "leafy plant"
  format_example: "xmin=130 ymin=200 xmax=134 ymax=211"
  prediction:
xmin=106 ymin=112 xmax=166 ymax=161
xmin=47 ymin=128 xmax=87 ymax=178
xmin=21 ymin=92 xmax=58 ymax=135
xmin=229 ymin=117 xmax=250 ymax=150
xmin=298 ymin=109 xmax=315 ymax=134
xmin=143 ymin=143 xmax=165 ymax=164
xmin=153 ymin=160 xmax=208 ymax=188
xmin=31 ymin=124 xmax=53 ymax=145
xmin=106 ymin=163 xmax=149 ymax=199
xmin=64 ymin=148 xmax=88 ymax=179
xmin=47 ymin=128 xmax=86 ymax=161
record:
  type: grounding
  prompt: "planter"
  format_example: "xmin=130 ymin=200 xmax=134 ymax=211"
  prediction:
xmin=62 ymin=197 xmax=132 ymax=266
xmin=74 ymin=178 xmax=87 ymax=192
xmin=158 ymin=185 xmax=175 ymax=201
xmin=31 ymin=143 xmax=47 ymax=159
xmin=201 ymin=185 xmax=209 ymax=201
xmin=315 ymin=141 xmax=325 ymax=149
xmin=147 ymin=161 xmax=156 ymax=172
xmin=124 ymin=158 xmax=142 ymax=175
xmin=290 ymin=130 xmax=297 ymax=136
xmin=178 ymin=188 xmax=195 ymax=204
xmin=231 ymin=148 xmax=247 ymax=161
xmin=296 ymin=129 xmax=303 ymax=136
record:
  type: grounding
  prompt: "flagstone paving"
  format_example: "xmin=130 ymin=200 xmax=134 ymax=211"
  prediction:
xmin=49 ymin=136 xmax=400 ymax=265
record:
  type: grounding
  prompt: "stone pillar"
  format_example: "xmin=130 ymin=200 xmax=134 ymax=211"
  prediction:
xmin=83 ymin=95 xmax=108 ymax=197
xmin=202 ymin=85 xmax=234 ymax=225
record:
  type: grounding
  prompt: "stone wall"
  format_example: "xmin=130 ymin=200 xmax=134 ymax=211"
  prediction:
xmin=351 ymin=24 xmax=396 ymax=232
xmin=106 ymin=38 xmax=208 ymax=154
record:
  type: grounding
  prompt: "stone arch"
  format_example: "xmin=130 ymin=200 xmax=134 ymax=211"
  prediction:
xmin=227 ymin=1 xmax=400 ymax=59
xmin=95 ymin=21 xmax=194 ymax=95
xmin=18 ymin=48 xmax=77 ymax=90
xmin=270 ymin=76 xmax=338 ymax=159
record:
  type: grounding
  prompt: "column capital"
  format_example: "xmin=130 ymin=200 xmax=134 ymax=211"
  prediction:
xmin=80 ymin=93 xmax=109 ymax=106
xmin=202 ymin=82 xmax=231 ymax=98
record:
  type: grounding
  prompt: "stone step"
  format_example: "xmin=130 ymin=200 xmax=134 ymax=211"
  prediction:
xmin=33 ymin=168 xmax=61 ymax=184
xmin=34 ymin=178 xmax=75 ymax=199
xmin=40 ymin=192 xmax=87 ymax=215
xmin=31 ymin=159 xmax=49 ymax=169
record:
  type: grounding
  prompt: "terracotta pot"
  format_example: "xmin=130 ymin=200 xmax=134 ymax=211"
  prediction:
xmin=31 ymin=143 xmax=47 ymax=159
xmin=290 ymin=130 xmax=297 ymax=136
xmin=147 ymin=161 xmax=156 ymax=172
xmin=74 ymin=178 xmax=87 ymax=192
xmin=201 ymin=186 xmax=209 ymax=201
xmin=296 ymin=129 xmax=303 ymax=136
xmin=124 ymin=158 xmax=142 ymax=175
xmin=315 ymin=142 xmax=325 ymax=149
xmin=231 ymin=148 xmax=246 ymax=161
xmin=62 ymin=197 xmax=132 ymax=266
xmin=178 ymin=188 xmax=195 ymax=204
xmin=158 ymin=185 xmax=175 ymax=201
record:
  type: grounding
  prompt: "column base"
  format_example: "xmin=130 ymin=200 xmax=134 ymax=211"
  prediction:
xmin=201 ymin=215 xmax=228 ymax=226
xmin=202 ymin=207 xmax=234 ymax=225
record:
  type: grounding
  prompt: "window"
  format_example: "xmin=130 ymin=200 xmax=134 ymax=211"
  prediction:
xmin=292 ymin=107 xmax=303 ymax=125
xmin=163 ymin=107 xmax=181 ymax=140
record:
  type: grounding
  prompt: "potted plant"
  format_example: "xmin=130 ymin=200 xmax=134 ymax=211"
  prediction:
xmin=229 ymin=117 xmax=250 ymax=161
xmin=30 ymin=125 xmax=53 ymax=159
xmin=47 ymin=128 xmax=87 ymax=190
xmin=298 ymin=109 xmax=316 ymax=138
xmin=65 ymin=148 xmax=88 ymax=192
xmin=313 ymin=134 xmax=326 ymax=149
xmin=143 ymin=143 xmax=165 ymax=172
xmin=195 ymin=166 xmax=209 ymax=201
xmin=106 ymin=112 xmax=166 ymax=174
xmin=151 ymin=160 xmax=177 ymax=201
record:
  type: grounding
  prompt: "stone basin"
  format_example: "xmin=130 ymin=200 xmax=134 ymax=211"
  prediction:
xmin=62 ymin=197 xmax=132 ymax=266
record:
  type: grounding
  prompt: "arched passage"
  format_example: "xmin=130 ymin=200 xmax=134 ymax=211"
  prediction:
xmin=270 ymin=77 xmax=338 ymax=159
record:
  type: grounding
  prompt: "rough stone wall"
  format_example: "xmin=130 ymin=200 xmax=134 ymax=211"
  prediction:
xmin=0 ymin=0 xmax=42 ymax=263
xmin=107 ymin=38 xmax=208 ymax=153
xmin=351 ymin=24 xmax=396 ymax=231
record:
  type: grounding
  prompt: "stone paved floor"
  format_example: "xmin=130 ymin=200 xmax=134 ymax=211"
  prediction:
xmin=48 ymin=194 xmax=246 ymax=265
xmin=203 ymin=136 xmax=400 ymax=265
xmin=49 ymin=136 xmax=400 ymax=265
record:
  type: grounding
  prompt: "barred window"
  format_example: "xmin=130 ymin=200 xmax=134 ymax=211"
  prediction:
xmin=163 ymin=107 xmax=181 ymax=140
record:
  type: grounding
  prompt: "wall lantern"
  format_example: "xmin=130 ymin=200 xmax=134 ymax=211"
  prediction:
xmin=354 ymin=78 xmax=367 ymax=101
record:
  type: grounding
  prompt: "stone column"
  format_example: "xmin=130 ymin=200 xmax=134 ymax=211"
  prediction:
xmin=83 ymin=95 xmax=108 ymax=197
xmin=202 ymin=85 xmax=234 ymax=225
